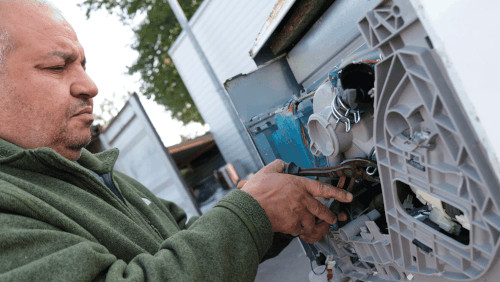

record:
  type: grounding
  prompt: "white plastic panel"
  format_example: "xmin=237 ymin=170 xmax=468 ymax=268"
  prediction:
xmin=409 ymin=0 xmax=500 ymax=179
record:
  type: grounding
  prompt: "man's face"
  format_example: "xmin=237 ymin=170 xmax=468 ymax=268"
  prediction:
xmin=0 ymin=2 xmax=98 ymax=161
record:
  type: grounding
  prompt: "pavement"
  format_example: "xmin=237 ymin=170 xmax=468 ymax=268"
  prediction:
xmin=255 ymin=238 xmax=312 ymax=282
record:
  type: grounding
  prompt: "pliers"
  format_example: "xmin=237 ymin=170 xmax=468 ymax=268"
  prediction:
xmin=284 ymin=158 xmax=379 ymax=192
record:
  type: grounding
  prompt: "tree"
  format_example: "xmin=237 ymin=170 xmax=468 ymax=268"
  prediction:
xmin=81 ymin=0 xmax=204 ymax=124
xmin=94 ymin=92 xmax=131 ymax=126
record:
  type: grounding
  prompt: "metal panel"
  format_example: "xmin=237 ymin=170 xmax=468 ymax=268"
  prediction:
xmin=174 ymin=0 xmax=278 ymax=82
xmin=167 ymin=0 xmax=263 ymax=179
xmin=224 ymin=55 xmax=300 ymax=122
xmin=169 ymin=0 xmax=278 ymax=176
xmin=249 ymin=0 xmax=296 ymax=58
xmin=170 ymin=38 xmax=261 ymax=176
xmin=287 ymin=0 xmax=378 ymax=86
xmin=100 ymin=94 xmax=200 ymax=218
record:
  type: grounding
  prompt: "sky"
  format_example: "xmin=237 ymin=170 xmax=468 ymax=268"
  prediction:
xmin=50 ymin=0 xmax=209 ymax=147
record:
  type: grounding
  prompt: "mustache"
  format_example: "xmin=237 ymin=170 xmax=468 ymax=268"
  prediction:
xmin=68 ymin=100 xmax=93 ymax=116
xmin=78 ymin=100 xmax=92 ymax=107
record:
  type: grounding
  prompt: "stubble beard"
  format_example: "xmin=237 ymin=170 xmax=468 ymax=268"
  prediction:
xmin=62 ymin=112 xmax=94 ymax=149
xmin=1 ymin=76 xmax=94 ymax=160
xmin=53 ymin=123 xmax=92 ymax=161
xmin=56 ymin=101 xmax=94 ymax=159
xmin=65 ymin=126 xmax=92 ymax=151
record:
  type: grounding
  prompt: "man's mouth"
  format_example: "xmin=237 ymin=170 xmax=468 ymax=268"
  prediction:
xmin=73 ymin=106 xmax=93 ymax=117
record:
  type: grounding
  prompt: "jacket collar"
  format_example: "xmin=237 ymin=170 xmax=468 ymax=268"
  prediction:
xmin=0 ymin=138 xmax=119 ymax=174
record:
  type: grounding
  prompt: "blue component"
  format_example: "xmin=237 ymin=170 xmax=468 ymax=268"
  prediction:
xmin=329 ymin=72 xmax=339 ymax=87
xmin=251 ymin=99 xmax=326 ymax=168
xmin=329 ymin=223 xmax=339 ymax=231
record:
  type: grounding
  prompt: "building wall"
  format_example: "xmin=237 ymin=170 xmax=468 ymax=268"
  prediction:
xmin=169 ymin=0 xmax=277 ymax=176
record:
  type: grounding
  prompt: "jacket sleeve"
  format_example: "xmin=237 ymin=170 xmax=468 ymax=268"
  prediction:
xmin=158 ymin=198 xmax=199 ymax=230
xmin=261 ymin=232 xmax=295 ymax=262
xmin=0 ymin=183 xmax=274 ymax=282
xmin=158 ymin=193 xmax=293 ymax=262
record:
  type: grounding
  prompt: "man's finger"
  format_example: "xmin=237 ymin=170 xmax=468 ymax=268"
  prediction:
xmin=237 ymin=180 xmax=247 ymax=189
xmin=300 ymin=214 xmax=316 ymax=231
xmin=301 ymin=178 xmax=353 ymax=202
xmin=304 ymin=197 xmax=337 ymax=225
xmin=300 ymin=222 xmax=330 ymax=243
xmin=291 ymin=222 xmax=303 ymax=237
xmin=259 ymin=159 xmax=286 ymax=174
xmin=338 ymin=212 xmax=348 ymax=222
xmin=299 ymin=235 xmax=318 ymax=243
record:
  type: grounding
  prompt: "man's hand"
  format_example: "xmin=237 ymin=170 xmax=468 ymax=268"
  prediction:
xmin=240 ymin=159 xmax=353 ymax=243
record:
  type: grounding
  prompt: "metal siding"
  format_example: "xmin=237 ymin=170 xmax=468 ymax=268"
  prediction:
xmin=169 ymin=0 xmax=276 ymax=176
xmin=100 ymin=95 xmax=200 ymax=218
xmin=171 ymin=38 xmax=251 ymax=175
xmin=191 ymin=0 xmax=275 ymax=80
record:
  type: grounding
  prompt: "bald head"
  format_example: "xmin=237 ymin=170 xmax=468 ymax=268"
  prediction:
xmin=0 ymin=0 xmax=66 ymax=71
xmin=0 ymin=0 xmax=63 ymax=18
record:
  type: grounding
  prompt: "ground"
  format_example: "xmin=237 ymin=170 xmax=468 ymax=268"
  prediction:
xmin=255 ymin=238 xmax=311 ymax=281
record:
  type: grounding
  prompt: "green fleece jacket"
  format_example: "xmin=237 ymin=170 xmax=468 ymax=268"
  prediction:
xmin=0 ymin=138 xmax=278 ymax=281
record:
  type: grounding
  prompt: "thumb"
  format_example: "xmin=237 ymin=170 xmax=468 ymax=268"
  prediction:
xmin=259 ymin=159 xmax=286 ymax=174
xmin=237 ymin=180 xmax=247 ymax=189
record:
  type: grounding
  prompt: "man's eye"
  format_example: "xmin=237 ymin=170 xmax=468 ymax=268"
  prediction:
xmin=46 ymin=66 xmax=64 ymax=72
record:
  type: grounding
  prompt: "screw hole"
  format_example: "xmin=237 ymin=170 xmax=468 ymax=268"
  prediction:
xmin=425 ymin=36 xmax=434 ymax=49
xmin=392 ymin=5 xmax=400 ymax=15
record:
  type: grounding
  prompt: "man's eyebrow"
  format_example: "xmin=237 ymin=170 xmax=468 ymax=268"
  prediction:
xmin=46 ymin=51 xmax=86 ymax=67
xmin=48 ymin=50 xmax=77 ymax=61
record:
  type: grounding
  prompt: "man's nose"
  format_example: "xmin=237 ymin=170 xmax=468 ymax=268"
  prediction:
xmin=70 ymin=70 xmax=99 ymax=99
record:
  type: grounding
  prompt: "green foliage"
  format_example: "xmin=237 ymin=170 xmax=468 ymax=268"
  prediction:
xmin=80 ymin=0 xmax=204 ymax=124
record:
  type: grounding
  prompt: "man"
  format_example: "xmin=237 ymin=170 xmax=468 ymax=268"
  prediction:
xmin=0 ymin=1 xmax=352 ymax=280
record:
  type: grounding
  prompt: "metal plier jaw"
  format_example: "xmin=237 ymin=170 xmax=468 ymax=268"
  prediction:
xmin=284 ymin=158 xmax=380 ymax=192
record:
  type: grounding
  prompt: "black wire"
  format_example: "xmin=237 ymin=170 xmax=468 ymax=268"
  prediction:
xmin=310 ymin=259 xmax=327 ymax=275
xmin=311 ymin=238 xmax=335 ymax=276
